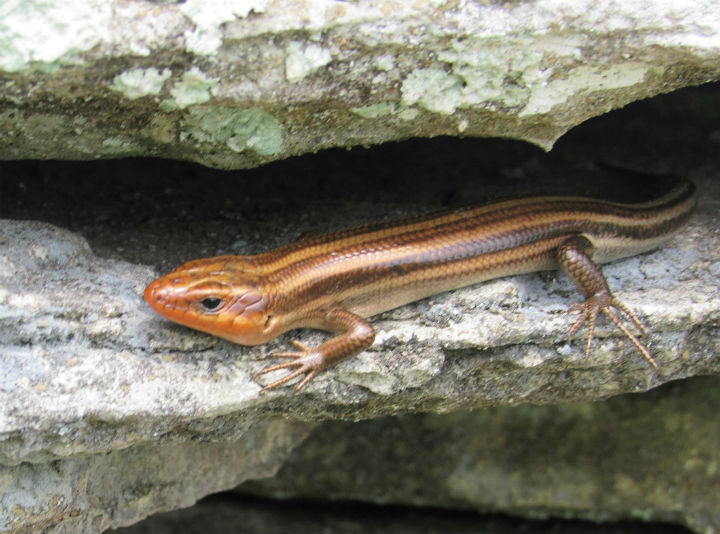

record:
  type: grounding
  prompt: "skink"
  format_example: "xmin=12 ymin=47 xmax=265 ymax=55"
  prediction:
xmin=144 ymin=179 xmax=697 ymax=392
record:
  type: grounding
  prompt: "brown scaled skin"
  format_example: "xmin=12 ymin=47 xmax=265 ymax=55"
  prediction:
xmin=144 ymin=179 xmax=696 ymax=393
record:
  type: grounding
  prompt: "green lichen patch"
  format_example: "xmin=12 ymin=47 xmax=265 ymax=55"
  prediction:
xmin=401 ymin=37 xmax=552 ymax=115
xmin=350 ymin=102 xmax=398 ymax=119
xmin=110 ymin=68 xmax=172 ymax=100
xmin=161 ymin=68 xmax=219 ymax=110
xmin=182 ymin=107 xmax=283 ymax=156
xmin=401 ymin=68 xmax=464 ymax=114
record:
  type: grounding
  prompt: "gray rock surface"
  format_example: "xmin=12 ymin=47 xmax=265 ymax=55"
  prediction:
xmin=1 ymin=420 xmax=313 ymax=534
xmin=2 ymin=0 xmax=720 ymax=168
xmin=2 ymin=172 xmax=717 ymax=436
xmin=0 ymin=222 xmax=317 ymax=532
xmin=0 ymin=168 xmax=718 ymax=532
xmin=239 ymin=375 xmax=720 ymax=534
xmin=2 ymin=81 xmax=720 ymax=532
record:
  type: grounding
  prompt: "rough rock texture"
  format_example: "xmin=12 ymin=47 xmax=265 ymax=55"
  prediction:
xmin=1 ymin=175 xmax=717 ymax=446
xmin=1 ymin=420 xmax=314 ymax=534
xmin=2 ymin=80 xmax=720 ymax=533
xmin=239 ymin=376 xmax=720 ymax=534
xmin=1 ymin=167 xmax=718 ymax=532
xmin=1 ymin=0 xmax=720 ymax=168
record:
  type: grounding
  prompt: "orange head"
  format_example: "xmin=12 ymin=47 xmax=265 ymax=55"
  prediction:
xmin=144 ymin=255 xmax=278 ymax=345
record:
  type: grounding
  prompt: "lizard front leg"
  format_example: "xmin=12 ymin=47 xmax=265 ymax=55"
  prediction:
xmin=255 ymin=309 xmax=375 ymax=392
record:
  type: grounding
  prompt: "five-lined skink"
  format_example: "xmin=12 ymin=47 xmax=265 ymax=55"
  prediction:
xmin=144 ymin=179 xmax=697 ymax=392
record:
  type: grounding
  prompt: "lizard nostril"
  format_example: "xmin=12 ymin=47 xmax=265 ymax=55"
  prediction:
xmin=144 ymin=279 xmax=164 ymax=304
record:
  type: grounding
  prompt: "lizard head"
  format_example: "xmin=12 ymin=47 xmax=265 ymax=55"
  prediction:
xmin=144 ymin=256 xmax=278 ymax=345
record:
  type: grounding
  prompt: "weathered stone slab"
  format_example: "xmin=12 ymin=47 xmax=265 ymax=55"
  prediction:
xmin=2 ymin=80 xmax=719 ymax=532
xmin=1 ymin=0 xmax=720 ymax=168
xmin=240 ymin=375 xmax=720 ymax=534
xmin=1 ymin=420 xmax=314 ymax=534
xmin=0 ymin=168 xmax=717 ymax=531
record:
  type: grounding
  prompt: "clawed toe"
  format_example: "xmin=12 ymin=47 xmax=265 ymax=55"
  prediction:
xmin=566 ymin=294 xmax=656 ymax=369
xmin=254 ymin=341 xmax=325 ymax=393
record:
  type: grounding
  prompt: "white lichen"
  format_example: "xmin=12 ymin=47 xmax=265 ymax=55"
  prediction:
xmin=401 ymin=68 xmax=464 ymax=114
xmin=179 ymin=0 xmax=269 ymax=55
xmin=285 ymin=41 xmax=332 ymax=83
xmin=162 ymin=67 xmax=219 ymax=110
xmin=0 ymin=0 xmax=111 ymax=72
xmin=397 ymin=108 xmax=419 ymax=121
xmin=373 ymin=55 xmax=396 ymax=72
xmin=110 ymin=68 xmax=172 ymax=100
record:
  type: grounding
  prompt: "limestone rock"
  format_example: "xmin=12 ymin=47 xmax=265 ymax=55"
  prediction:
xmin=2 ymin=0 xmax=720 ymax=168
xmin=2 ymin=79 xmax=720 ymax=531
xmin=239 ymin=376 xmax=720 ymax=534
xmin=0 ymin=168 xmax=718 ymax=531
xmin=1 ymin=420 xmax=314 ymax=534
xmin=0 ymin=221 xmax=317 ymax=532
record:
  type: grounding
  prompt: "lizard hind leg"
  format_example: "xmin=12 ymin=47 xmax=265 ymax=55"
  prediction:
xmin=558 ymin=235 xmax=656 ymax=370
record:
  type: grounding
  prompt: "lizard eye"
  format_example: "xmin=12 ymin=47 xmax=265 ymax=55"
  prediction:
xmin=199 ymin=297 xmax=223 ymax=311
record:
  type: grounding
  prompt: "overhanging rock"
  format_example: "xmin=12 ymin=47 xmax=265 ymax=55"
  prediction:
xmin=2 ymin=0 xmax=720 ymax=168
